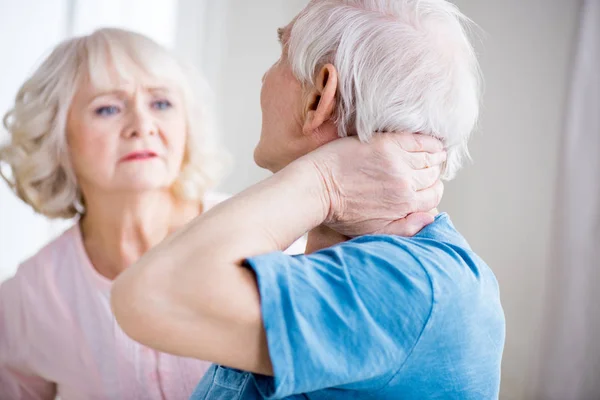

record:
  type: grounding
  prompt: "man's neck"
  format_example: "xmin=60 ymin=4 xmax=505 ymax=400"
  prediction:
xmin=306 ymin=225 xmax=348 ymax=254
xmin=306 ymin=209 xmax=441 ymax=254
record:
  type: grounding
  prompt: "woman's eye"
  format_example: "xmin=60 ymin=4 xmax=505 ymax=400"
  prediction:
xmin=95 ymin=105 xmax=120 ymax=116
xmin=152 ymin=100 xmax=172 ymax=110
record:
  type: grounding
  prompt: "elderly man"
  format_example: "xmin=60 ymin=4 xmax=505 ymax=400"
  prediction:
xmin=112 ymin=0 xmax=505 ymax=399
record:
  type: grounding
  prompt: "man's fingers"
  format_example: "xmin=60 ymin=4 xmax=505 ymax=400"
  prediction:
xmin=392 ymin=132 xmax=444 ymax=153
xmin=413 ymin=166 xmax=442 ymax=191
xmin=409 ymin=150 xmax=447 ymax=170
xmin=414 ymin=180 xmax=444 ymax=211
xmin=376 ymin=212 xmax=435 ymax=237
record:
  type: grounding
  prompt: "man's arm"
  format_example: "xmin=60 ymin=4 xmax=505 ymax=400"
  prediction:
xmin=113 ymin=161 xmax=326 ymax=374
xmin=111 ymin=134 xmax=445 ymax=375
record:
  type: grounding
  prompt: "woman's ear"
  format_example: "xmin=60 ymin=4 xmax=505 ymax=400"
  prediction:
xmin=303 ymin=64 xmax=338 ymax=135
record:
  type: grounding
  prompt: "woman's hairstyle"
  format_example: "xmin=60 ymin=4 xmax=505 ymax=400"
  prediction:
xmin=0 ymin=28 xmax=228 ymax=219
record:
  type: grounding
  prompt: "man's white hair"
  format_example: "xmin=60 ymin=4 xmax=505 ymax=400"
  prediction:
xmin=0 ymin=28 xmax=228 ymax=219
xmin=289 ymin=0 xmax=481 ymax=179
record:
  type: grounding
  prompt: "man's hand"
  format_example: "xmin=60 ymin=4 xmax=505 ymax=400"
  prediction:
xmin=304 ymin=132 xmax=446 ymax=237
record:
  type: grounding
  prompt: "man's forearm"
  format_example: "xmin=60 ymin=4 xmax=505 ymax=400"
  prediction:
xmin=162 ymin=158 xmax=327 ymax=265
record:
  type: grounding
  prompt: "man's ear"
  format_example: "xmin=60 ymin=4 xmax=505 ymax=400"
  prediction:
xmin=303 ymin=63 xmax=338 ymax=135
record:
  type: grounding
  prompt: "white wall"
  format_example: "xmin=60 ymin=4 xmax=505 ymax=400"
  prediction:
xmin=175 ymin=0 xmax=308 ymax=194
xmin=447 ymin=1 xmax=580 ymax=399
xmin=183 ymin=1 xmax=581 ymax=399
xmin=0 ymin=0 xmax=71 ymax=280
xmin=70 ymin=0 xmax=178 ymax=47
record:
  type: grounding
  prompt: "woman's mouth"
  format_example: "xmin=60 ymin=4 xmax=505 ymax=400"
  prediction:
xmin=120 ymin=151 xmax=158 ymax=162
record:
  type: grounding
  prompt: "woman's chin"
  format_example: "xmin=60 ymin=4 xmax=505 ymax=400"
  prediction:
xmin=112 ymin=175 xmax=175 ymax=194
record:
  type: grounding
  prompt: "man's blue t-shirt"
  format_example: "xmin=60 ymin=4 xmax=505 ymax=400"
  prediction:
xmin=190 ymin=213 xmax=505 ymax=399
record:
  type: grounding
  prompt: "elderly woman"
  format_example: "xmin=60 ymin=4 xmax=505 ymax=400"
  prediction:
xmin=0 ymin=28 xmax=231 ymax=399
xmin=112 ymin=0 xmax=505 ymax=399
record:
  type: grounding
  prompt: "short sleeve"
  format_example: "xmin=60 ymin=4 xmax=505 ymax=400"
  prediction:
xmin=245 ymin=236 xmax=434 ymax=398
xmin=0 ymin=274 xmax=57 ymax=400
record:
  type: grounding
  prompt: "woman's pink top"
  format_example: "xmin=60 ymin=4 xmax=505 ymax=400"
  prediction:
xmin=0 ymin=192 xmax=306 ymax=399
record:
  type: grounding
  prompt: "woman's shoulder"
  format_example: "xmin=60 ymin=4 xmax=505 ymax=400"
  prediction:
xmin=0 ymin=224 xmax=87 ymax=369
xmin=10 ymin=224 xmax=82 ymax=284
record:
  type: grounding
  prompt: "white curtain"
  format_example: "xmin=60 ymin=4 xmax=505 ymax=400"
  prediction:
xmin=536 ymin=1 xmax=600 ymax=398
xmin=70 ymin=0 xmax=178 ymax=48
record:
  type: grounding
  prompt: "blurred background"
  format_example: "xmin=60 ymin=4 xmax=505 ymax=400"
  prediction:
xmin=1 ymin=0 xmax=597 ymax=399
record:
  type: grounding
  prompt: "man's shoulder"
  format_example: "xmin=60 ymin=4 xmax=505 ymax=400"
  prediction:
xmin=341 ymin=213 xmax=490 ymax=279
xmin=328 ymin=214 xmax=499 ymax=309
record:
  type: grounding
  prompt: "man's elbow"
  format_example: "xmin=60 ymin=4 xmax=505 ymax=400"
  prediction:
xmin=111 ymin=264 xmax=161 ymax=346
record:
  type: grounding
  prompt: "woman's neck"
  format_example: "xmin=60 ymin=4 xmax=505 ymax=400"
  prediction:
xmin=80 ymin=190 xmax=201 ymax=280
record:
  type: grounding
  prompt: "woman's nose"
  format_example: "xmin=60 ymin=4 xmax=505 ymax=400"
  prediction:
xmin=125 ymin=108 xmax=157 ymax=138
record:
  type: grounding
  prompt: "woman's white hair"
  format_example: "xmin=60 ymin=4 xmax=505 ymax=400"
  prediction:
xmin=289 ymin=0 xmax=481 ymax=179
xmin=0 ymin=28 xmax=228 ymax=219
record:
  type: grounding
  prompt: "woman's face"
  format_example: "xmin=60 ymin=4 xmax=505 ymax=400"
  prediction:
xmin=67 ymin=68 xmax=188 ymax=199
